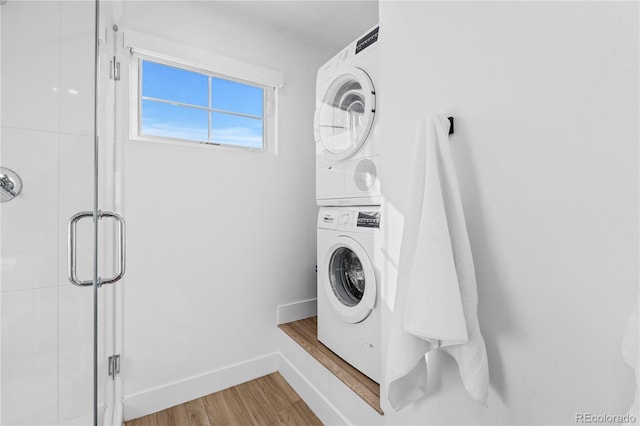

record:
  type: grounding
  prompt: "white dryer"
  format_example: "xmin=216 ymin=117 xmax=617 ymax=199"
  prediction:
xmin=317 ymin=206 xmax=381 ymax=382
xmin=315 ymin=25 xmax=380 ymax=206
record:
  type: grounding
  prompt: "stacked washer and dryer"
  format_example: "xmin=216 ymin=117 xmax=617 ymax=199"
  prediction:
xmin=314 ymin=26 xmax=382 ymax=383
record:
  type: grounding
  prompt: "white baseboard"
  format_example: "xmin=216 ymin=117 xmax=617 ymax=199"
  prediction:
xmin=277 ymin=298 xmax=317 ymax=324
xmin=123 ymin=352 xmax=279 ymax=421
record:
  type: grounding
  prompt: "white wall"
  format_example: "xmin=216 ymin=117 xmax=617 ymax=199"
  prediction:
xmin=113 ymin=1 xmax=335 ymax=418
xmin=379 ymin=2 xmax=638 ymax=425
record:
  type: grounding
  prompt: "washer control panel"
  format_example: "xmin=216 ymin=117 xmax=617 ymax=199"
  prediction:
xmin=356 ymin=211 xmax=380 ymax=228
xmin=318 ymin=206 xmax=381 ymax=231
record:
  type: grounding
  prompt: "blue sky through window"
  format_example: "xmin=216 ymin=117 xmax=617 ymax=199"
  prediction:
xmin=211 ymin=78 xmax=263 ymax=117
xmin=141 ymin=100 xmax=208 ymax=141
xmin=211 ymin=112 xmax=263 ymax=149
xmin=142 ymin=61 xmax=208 ymax=107
xmin=140 ymin=60 xmax=266 ymax=149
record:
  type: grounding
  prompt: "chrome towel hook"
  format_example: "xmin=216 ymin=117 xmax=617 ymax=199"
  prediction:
xmin=0 ymin=167 xmax=22 ymax=203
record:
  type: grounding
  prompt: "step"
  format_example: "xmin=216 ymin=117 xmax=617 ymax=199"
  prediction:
xmin=278 ymin=317 xmax=383 ymax=415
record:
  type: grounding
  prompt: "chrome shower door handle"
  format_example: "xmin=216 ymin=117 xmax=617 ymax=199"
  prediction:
xmin=68 ymin=211 xmax=94 ymax=287
xmin=100 ymin=211 xmax=126 ymax=285
xmin=67 ymin=210 xmax=126 ymax=287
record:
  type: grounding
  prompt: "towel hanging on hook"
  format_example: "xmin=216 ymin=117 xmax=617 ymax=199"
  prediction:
xmin=385 ymin=113 xmax=488 ymax=411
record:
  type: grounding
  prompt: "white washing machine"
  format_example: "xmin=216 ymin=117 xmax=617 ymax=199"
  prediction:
xmin=317 ymin=205 xmax=381 ymax=383
xmin=314 ymin=25 xmax=380 ymax=206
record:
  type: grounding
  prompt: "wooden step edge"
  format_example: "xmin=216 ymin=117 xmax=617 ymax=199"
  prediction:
xmin=278 ymin=318 xmax=384 ymax=415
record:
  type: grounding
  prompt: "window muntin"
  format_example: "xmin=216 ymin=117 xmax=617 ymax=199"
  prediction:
xmin=139 ymin=59 xmax=268 ymax=150
xmin=142 ymin=61 xmax=208 ymax=107
xmin=141 ymin=99 xmax=208 ymax=141
xmin=211 ymin=112 xmax=263 ymax=149
xmin=211 ymin=77 xmax=263 ymax=117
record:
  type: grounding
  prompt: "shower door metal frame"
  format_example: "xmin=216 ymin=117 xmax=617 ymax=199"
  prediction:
xmin=65 ymin=1 xmax=126 ymax=425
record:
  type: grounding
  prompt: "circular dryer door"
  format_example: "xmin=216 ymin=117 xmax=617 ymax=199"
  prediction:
xmin=314 ymin=67 xmax=375 ymax=161
xmin=324 ymin=236 xmax=376 ymax=324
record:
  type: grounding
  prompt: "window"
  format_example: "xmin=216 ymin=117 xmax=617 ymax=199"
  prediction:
xmin=136 ymin=59 xmax=274 ymax=151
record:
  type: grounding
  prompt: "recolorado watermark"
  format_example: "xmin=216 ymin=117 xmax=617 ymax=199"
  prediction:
xmin=576 ymin=413 xmax=637 ymax=424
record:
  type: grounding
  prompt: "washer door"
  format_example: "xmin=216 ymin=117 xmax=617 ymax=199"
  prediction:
xmin=324 ymin=236 xmax=376 ymax=324
xmin=314 ymin=67 xmax=375 ymax=161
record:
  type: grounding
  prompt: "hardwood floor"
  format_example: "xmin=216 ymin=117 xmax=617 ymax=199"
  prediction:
xmin=278 ymin=316 xmax=383 ymax=415
xmin=125 ymin=372 xmax=322 ymax=426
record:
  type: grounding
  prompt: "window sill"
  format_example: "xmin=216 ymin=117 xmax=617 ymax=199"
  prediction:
xmin=130 ymin=134 xmax=272 ymax=155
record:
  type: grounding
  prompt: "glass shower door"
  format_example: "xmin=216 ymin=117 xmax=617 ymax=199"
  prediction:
xmin=0 ymin=1 xmax=120 ymax=425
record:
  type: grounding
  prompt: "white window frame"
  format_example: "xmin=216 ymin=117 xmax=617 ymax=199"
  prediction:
xmin=125 ymin=31 xmax=283 ymax=154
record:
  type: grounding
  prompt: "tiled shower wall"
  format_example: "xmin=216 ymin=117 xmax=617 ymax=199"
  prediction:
xmin=1 ymin=2 xmax=101 ymax=424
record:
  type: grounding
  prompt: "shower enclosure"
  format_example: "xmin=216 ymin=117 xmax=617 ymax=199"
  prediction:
xmin=1 ymin=1 xmax=124 ymax=424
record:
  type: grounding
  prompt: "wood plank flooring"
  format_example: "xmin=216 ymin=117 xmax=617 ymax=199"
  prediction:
xmin=125 ymin=372 xmax=322 ymax=426
xmin=278 ymin=316 xmax=383 ymax=415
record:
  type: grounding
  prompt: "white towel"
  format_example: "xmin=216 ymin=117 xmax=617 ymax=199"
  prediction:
xmin=622 ymin=297 xmax=639 ymax=418
xmin=387 ymin=113 xmax=489 ymax=410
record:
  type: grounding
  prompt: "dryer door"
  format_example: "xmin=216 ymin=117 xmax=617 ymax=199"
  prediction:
xmin=323 ymin=235 xmax=376 ymax=324
xmin=314 ymin=67 xmax=375 ymax=161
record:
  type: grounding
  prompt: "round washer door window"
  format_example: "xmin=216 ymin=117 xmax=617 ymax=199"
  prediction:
xmin=314 ymin=67 xmax=375 ymax=161
xmin=324 ymin=236 xmax=376 ymax=324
